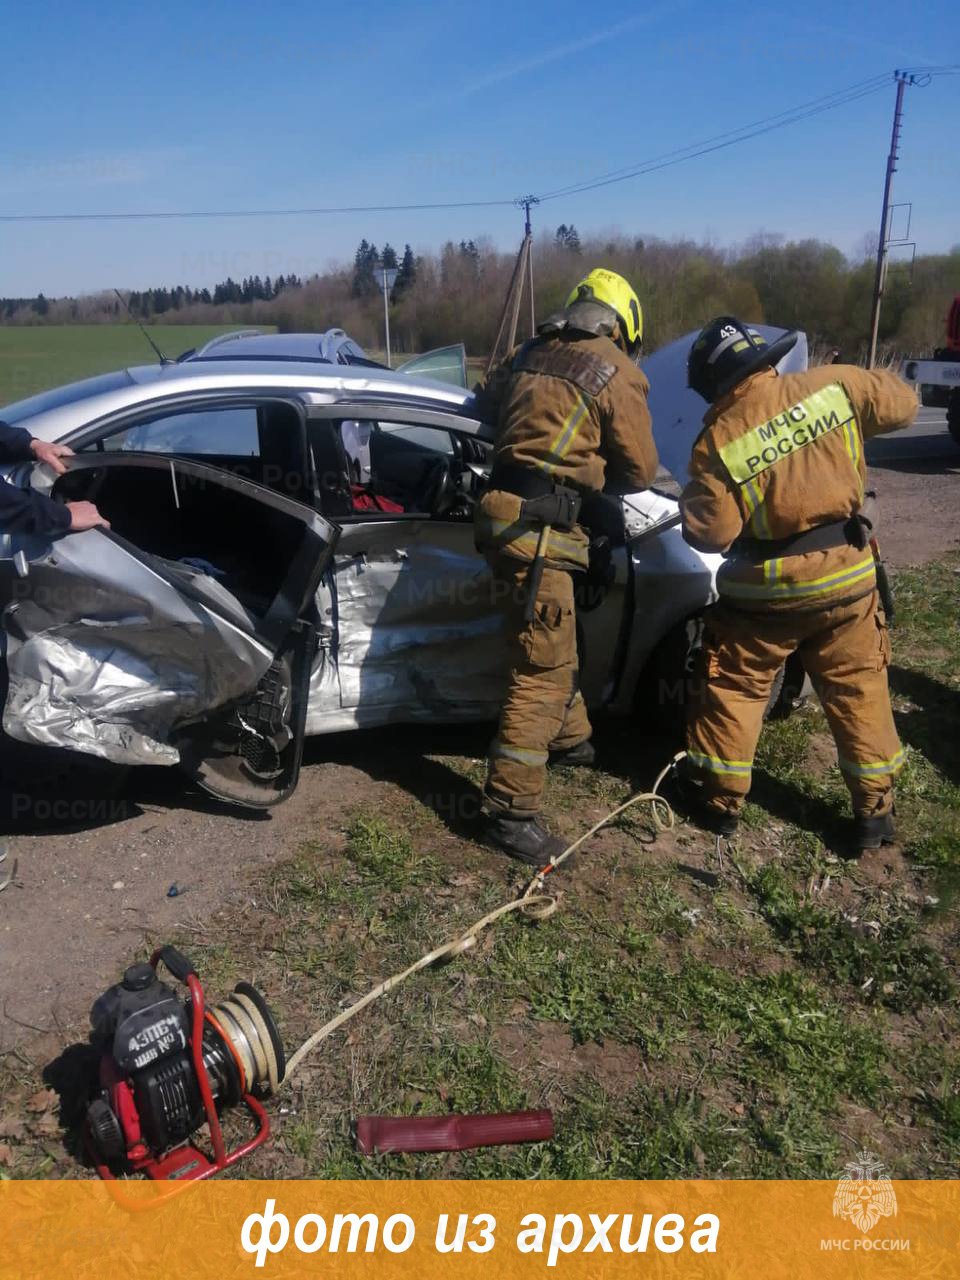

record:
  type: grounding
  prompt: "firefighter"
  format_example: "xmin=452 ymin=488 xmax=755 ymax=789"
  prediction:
xmin=0 ymin=421 xmax=108 ymax=534
xmin=473 ymin=269 xmax=659 ymax=863
xmin=680 ymin=317 xmax=917 ymax=850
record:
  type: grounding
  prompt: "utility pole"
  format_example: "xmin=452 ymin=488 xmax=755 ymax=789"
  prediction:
xmin=867 ymin=71 xmax=918 ymax=368
xmin=485 ymin=196 xmax=540 ymax=374
xmin=520 ymin=195 xmax=539 ymax=337
xmin=374 ymin=263 xmax=399 ymax=367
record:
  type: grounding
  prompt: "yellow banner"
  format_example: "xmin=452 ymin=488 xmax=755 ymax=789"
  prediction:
xmin=2 ymin=1178 xmax=958 ymax=1278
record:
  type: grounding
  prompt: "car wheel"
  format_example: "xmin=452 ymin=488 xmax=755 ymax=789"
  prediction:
xmin=948 ymin=389 xmax=960 ymax=449
xmin=637 ymin=613 xmax=794 ymax=740
xmin=636 ymin=614 xmax=703 ymax=741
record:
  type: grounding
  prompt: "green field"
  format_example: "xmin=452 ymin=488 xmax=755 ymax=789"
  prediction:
xmin=0 ymin=326 xmax=485 ymax=410
xmin=0 ymin=324 xmax=273 ymax=407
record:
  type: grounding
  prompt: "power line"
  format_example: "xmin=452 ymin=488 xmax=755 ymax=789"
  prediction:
xmin=0 ymin=197 xmax=515 ymax=224
xmin=0 ymin=69 xmax=954 ymax=225
xmin=535 ymin=75 xmax=892 ymax=202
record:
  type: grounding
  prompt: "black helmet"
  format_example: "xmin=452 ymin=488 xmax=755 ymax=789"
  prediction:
xmin=687 ymin=316 xmax=799 ymax=403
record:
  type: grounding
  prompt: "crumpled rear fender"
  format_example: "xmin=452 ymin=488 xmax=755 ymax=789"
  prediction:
xmin=2 ymin=529 xmax=273 ymax=766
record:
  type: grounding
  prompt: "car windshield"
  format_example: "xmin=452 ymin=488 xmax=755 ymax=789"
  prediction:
xmin=0 ymin=370 xmax=134 ymax=426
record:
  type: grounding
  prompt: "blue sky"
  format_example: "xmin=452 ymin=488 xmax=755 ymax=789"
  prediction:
xmin=0 ymin=0 xmax=956 ymax=295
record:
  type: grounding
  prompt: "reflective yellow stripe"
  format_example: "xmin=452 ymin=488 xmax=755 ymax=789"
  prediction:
xmin=719 ymin=383 xmax=857 ymax=484
xmin=539 ymin=393 xmax=590 ymax=475
xmin=840 ymin=418 xmax=864 ymax=502
xmin=721 ymin=555 xmax=876 ymax=601
xmin=484 ymin=519 xmax=589 ymax=567
xmin=687 ymin=750 xmax=753 ymax=776
xmin=764 ymin=556 xmax=783 ymax=585
xmin=745 ymin=479 xmax=772 ymax=539
xmin=491 ymin=742 xmax=549 ymax=767
xmin=838 ymin=748 xmax=905 ymax=778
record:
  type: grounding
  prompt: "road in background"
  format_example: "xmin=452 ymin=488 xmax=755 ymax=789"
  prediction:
xmin=867 ymin=408 xmax=954 ymax=464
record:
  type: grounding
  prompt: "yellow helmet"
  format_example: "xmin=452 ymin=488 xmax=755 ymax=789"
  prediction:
xmin=565 ymin=268 xmax=644 ymax=355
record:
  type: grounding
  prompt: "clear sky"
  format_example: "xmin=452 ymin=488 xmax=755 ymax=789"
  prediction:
xmin=1 ymin=0 xmax=957 ymax=296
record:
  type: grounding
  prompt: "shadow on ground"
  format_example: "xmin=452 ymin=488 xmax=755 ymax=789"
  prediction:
xmin=890 ymin=663 xmax=960 ymax=787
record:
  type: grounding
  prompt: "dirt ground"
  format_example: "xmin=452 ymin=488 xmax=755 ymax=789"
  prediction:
xmin=0 ymin=454 xmax=955 ymax=1050
xmin=866 ymin=455 xmax=960 ymax=567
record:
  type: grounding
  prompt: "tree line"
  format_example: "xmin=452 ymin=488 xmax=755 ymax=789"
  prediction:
xmin=3 ymin=227 xmax=959 ymax=362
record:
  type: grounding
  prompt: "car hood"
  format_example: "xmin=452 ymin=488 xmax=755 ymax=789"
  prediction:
xmin=642 ymin=326 xmax=808 ymax=488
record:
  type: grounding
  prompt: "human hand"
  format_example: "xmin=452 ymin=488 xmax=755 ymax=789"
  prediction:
xmin=30 ymin=439 xmax=74 ymax=475
xmin=66 ymin=501 xmax=110 ymax=531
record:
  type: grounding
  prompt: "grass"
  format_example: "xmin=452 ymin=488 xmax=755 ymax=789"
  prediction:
xmin=3 ymin=560 xmax=959 ymax=1180
xmin=0 ymin=323 xmax=275 ymax=405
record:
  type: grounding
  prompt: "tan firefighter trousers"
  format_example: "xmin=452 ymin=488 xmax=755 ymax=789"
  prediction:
xmin=484 ymin=556 xmax=592 ymax=815
xmin=687 ymin=590 xmax=903 ymax=818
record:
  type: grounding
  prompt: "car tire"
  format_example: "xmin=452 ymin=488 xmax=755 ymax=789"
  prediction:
xmin=948 ymin=389 xmax=960 ymax=449
xmin=637 ymin=613 xmax=794 ymax=740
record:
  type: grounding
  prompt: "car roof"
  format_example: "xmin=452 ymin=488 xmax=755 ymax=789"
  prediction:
xmin=181 ymin=329 xmax=383 ymax=367
xmin=6 ymin=359 xmax=476 ymax=443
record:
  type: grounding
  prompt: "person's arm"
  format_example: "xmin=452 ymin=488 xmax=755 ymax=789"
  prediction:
xmin=598 ymin=367 xmax=659 ymax=494
xmin=838 ymin=366 xmax=918 ymax=440
xmin=0 ymin=420 xmax=75 ymax=473
xmin=0 ymin=421 xmax=36 ymax=463
xmin=680 ymin=441 xmax=744 ymax=554
xmin=0 ymin=478 xmax=73 ymax=536
xmin=471 ymin=351 xmax=516 ymax=429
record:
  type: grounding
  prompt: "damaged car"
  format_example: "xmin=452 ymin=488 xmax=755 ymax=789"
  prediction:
xmin=0 ymin=326 xmax=807 ymax=809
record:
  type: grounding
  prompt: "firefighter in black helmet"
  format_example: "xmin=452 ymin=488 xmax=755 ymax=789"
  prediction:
xmin=681 ymin=315 xmax=917 ymax=850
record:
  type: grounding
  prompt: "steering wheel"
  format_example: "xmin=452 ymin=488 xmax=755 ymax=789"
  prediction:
xmin=411 ymin=457 xmax=456 ymax=516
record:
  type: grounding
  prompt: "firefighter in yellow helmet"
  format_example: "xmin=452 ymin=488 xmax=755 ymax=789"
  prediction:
xmin=680 ymin=316 xmax=917 ymax=851
xmin=473 ymin=268 xmax=658 ymax=863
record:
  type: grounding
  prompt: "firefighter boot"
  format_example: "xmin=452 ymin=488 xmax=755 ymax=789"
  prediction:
xmin=853 ymin=811 xmax=897 ymax=852
xmin=479 ymin=811 xmax=568 ymax=867
xmin=549 ymin=738 xmax=596 ymax=768
xmin=674 ymin=763 xmax=740 ymax=837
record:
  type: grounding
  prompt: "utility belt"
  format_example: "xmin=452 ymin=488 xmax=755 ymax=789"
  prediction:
xmin=487 ymin=462 xmax=582 ymax=531
xmin=730 ymin=493 xmax=878 ymax=561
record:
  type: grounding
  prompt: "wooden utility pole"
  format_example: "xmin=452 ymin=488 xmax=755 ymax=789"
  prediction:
xmin=867 ymin=72 xmax=917 ymax=368
xmin=485 ymin=197 xmax=540 ymax=375
xmin=522 ymin=197 xmax=537 ymax=338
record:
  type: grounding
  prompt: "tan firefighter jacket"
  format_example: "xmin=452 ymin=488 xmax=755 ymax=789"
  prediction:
xmin=474 ymin=331 xmax=658 ymax=570
xmin=681 ymin=364 xmax=917 ymax=611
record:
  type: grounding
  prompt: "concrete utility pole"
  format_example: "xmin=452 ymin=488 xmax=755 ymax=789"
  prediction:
xmin=374 ymin=263 xmax=399 ymax=367
xmin=867 ymin=71 xmax=918 ymax=368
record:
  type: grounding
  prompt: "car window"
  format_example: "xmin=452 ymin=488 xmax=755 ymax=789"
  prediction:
xmin=92 ymin=406 xmax=260 ymax=455
xmin=375 ymin=422 xmax=457 ymax=455
xmin=319 ymin=416 xmax=485 ymax=520
xmin=396 ymin=344 xmax=468 ymax=388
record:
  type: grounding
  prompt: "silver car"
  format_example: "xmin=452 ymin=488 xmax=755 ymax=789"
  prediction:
xmin=0 ymin=328 xmax=806 ymax=808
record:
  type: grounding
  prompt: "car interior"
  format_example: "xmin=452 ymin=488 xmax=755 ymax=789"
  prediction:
xmin=308 ymin=417 xmax=489 ymax=521
xmin=83 ymin=402 xmax=314 ymax=503
xmin=52 ymin=460 xmax=316 ymax=620
xmin=79 ymin=401 xmax=490 ymax=524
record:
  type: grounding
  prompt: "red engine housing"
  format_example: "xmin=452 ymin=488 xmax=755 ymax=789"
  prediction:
xmin=88 ymin=951 xmax=271 ymax=1196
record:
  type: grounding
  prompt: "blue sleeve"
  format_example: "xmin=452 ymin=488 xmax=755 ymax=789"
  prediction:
xmin=0 ymin=420 xmax=36 ymax=463
xmin=0 ymin=479 xmax=72 ymax=536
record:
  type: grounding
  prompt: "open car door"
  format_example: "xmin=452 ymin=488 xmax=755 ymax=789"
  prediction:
xmin=397 ymin=344 xmax=468 ymax=388
xmin=1 ymin=454 xmax=340 ymax=807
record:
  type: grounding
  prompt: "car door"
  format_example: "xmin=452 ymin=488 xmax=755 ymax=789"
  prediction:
xmin=2 ymin=448 xmax=339 ymax=808
xmin=304 ymin=404 xmax=507 ymax=729
xmin=396 ymin=344 xmax=469 ymax=388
